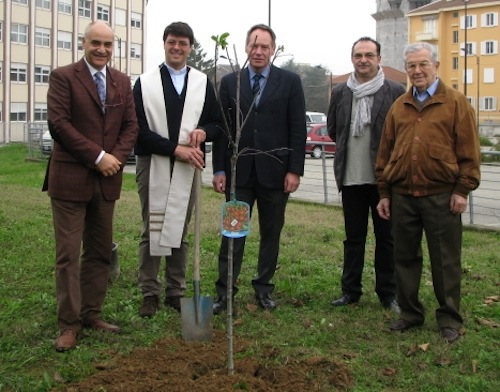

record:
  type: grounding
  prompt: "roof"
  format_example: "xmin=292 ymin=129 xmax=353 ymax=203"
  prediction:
xmin=407 ymin=0 xmax=497 ymax=15
xmin=330 ymin=66 xmax=407 ymax=85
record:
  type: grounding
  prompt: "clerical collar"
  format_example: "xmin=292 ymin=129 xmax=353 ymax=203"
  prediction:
xmin=164 ymin=63 xmax=187 ymax=76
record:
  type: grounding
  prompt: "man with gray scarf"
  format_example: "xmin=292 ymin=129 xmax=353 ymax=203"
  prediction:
xmin=327 ymin=37 xmax=404 ymax=311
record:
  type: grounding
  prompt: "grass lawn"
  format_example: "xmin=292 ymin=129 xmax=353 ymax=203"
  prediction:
xmin=0 ymin=143 xmax=499 ymax=391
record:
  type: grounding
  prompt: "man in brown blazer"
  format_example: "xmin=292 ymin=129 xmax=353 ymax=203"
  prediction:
xmin=44 ymin=21 xmax=138 ymax=352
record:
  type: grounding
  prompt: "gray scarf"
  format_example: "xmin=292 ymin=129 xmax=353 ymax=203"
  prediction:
xmin=347 ymin=68 xmax=385 ymax=137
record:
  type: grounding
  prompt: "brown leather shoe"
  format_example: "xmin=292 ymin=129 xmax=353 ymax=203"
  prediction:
xmin=55 ymin=330 xmax=77 ymax=352
xmin=389 ymin=318 xmax=422 ymax=332
xmin=440 ymin=327 xmax=460 ymax=343
xmin=84 ymin=318 xmax=121 ymax=333
xmin=164 ymin=295 xmax=182 ymax=312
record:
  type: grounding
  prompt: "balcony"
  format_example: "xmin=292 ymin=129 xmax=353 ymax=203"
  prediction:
xmin=415 ymin=31 xmax=438 ymax=41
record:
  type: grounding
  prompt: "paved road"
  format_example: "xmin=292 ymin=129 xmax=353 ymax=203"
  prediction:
xmin=126 ymin=154 xmax=500 ymax=229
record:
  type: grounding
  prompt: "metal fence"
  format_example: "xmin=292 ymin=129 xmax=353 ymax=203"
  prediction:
xmin=203 ymin=142 xmax=500 ymax=230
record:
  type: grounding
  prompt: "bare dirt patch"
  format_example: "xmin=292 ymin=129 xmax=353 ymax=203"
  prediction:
xmin=60 ymin=330 xmax=352 ymax=391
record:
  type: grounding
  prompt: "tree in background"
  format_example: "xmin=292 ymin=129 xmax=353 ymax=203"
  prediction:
xmin=187 ymin=39 xmax=216 ymax=83
xmin=280 ymin=59 xmax=330 ymax=114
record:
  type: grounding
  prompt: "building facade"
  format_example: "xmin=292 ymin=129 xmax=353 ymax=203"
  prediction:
xmin=372 ymin=0 xmax=434 ymax=71
xmin=407 ymin=0 xmax=500 ymax=137
xmin=0 ymin=0 xmax=147 ymax=143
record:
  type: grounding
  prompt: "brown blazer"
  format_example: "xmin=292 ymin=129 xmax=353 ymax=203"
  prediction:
xmin=44 ymin=58 xmax=138 ymax=201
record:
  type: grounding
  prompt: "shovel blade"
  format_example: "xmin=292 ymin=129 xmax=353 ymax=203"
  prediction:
xmin=180 ymin=295 xmax=213 ymax=341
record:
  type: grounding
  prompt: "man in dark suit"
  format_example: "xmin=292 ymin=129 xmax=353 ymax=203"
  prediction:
xmin=45 ymin=21 xmax=138 ymax=352
xmin=327 ymin=37 xmax=404 ymax=312
xmin=212 ymin=24 xmax=306 ymax=313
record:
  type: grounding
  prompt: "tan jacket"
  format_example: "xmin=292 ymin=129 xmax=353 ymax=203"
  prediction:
xmin=376 ymin=80 xmax=480 ymax=199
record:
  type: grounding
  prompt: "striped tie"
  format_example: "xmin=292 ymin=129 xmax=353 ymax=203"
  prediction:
xmin=252 ymin=73 xmax=262 ymax=96
xmin=94 ymin=71 xmax=106 ymax=110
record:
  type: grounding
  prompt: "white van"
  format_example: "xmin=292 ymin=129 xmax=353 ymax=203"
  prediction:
xmin=305 ymin=111 xmax=327 ymax=124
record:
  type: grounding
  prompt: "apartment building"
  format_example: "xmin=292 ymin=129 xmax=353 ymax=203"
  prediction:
xmin=0 ymin=0 xmax=147 ymax=143
xmin=407 ymin=0 xmax=500 ymax=137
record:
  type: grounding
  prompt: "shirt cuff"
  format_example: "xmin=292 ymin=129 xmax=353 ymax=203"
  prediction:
xmin=95 ymin=150 xmax=105 ymax=165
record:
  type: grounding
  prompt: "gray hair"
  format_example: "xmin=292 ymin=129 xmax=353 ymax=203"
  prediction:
xmin=403 ymin=42 xmax=438 ymax=63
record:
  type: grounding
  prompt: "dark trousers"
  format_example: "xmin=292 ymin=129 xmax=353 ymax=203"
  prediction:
xmin=392 ymin=192 xmax=463 ymax=330
xmin=52 ymin=177 xmax=115 ymax=331
xmin=136 ymin=155 xmax=192 ymax=298
xmin=340 ymin=184 xmax=396 ymax=301
xmin=215 ymin=183 xmax=289 ymax=297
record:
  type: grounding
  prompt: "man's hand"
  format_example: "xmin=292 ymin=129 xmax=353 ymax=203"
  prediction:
xmin=174 ymin=145 xmax=205 ymax=169
xmin=212 ymin=173 xmax=226 ymax=194
xmin=96 ymin=153 xmax=121 ymax=176
xmin=377 ymin=198 xmax=391 ymax=220
xmin=188 ymin=128 xmax=207 ymax=149
xmin=450 ymin=193 xmax=468 ymax=215
xmin=284 ymin=173 xmax=300 ymax=193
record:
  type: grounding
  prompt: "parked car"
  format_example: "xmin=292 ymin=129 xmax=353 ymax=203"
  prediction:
xmin=40 ymin=130 xmax=53 ymax=156
xmin=305 ymin=111 xmax=327 ymax=124
xmin=305 ymin=123 xmax=335 ymax=159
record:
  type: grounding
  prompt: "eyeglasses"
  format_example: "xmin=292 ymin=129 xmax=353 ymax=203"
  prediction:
xmin=166 ymin=40 xmax=190 ymax=48
xmin=405 ymin=61 xmax=434 ymax=72
xmin=352 ymin=52 xmax=378 ymax=60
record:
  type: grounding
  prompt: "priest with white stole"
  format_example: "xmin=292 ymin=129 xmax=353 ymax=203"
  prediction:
xmin=133 ymin=22 xmax=222 ymax=318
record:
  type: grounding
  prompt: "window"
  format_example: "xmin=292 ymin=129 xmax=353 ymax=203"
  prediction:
xmin=114 ymin=39 xmax=125 ymax=57
xmin=11 ymin=63 xmax=27 ymax=83
xmin=35 ymin=28 xmax=51 ymax=47
xmin=423 ymin=18 xmax=437 ymax=35
xmin=482 ymin=97 xmax=497 ymax=111
xmin=130 ymin=43 xmax=142 ymax=59
xmin=12 ymin=24 xmax=29 ymax=44
xmin=36 ymin=0 xmax=51 ymax=10
xmin=35 ymin=65 xmax=51 ymax=84
xmin=78 ymin=0 xmax=91 ymax=18
xmin=453 ymin=30 xmax=459 ymax=44
xmin=12 ymin=0 xmax=28 ymax=5
xmin=481 ymin=40 xmax=498 ymax=55
xmin=0 ymin=63 xmax=2 ymax=82
xmin=0 ymin=22 xmax=2 ymax=42
xmin=58 ymin=0 xmax=72 ymax=14
xmin=97 ymin=4 xmax=110 ymax=22
xmin=131 ymin=12 xmax=142 ymax=29
xmin=452 ymin=83 xmax=459 ymax=90
xmin=463 ymin=69 xmax=473 ymax=85
xmin=462 ymin=42 xmax=476 ymax=56
xmin=115 ymin=8 xmax=126 ymax=26
xmin=34 ymin=104 xmax=48 ymax=122
xmin=10 ymin=103 xmax=28 ymax=122
xmin=462 ymin=14 xmax=477 ymax=29
xmin=57 ymin=31 xmax=72 ymax=50
xmin=452 ymin=57 xmax=459 ymax=70
xmin=482 ymin=12 xmax=498 ymax=27
xmin=484 ymin=68 xmax=494 ymax=84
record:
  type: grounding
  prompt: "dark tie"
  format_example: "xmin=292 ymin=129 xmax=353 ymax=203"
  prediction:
xmin=94 ymin=71 xmax=106 ymax=109
xmin=252 ymin=73 xmax=262 ymax=96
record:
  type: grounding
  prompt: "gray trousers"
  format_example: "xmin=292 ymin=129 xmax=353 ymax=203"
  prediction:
xmin=392 ymin=192 xmax=463 ymax=330
xmin=136 ymin=155 xmax=194 ymax=298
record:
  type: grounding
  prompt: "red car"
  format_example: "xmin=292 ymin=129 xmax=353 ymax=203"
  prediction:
xmin=305 ymin=123 xmax=336 ymax=159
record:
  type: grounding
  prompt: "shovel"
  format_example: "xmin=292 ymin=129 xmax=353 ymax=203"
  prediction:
xmin=181 ymin=168 xmax=213 ymax=341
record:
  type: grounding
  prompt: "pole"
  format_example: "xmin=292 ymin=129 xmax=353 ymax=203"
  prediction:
xmin=464 ymin=0 xmax=468 ymax=96
xmin=268 ymin=0 xmax=271 ymax=26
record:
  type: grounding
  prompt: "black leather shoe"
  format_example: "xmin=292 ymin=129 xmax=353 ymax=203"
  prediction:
xmin=440 ymin=327 xmax=460 ymax=343
xmin=389 ymin=318 xmax=422 ymax=332
xmin=213 ymin=296 xmax=227 ymax=315
xmin=255 ymin=293 xmax=276 ymax=310
xmin=331 ymin=294 xmax=359 ymax=307
xmin=382 ymin=299 xmax=401 ymax=314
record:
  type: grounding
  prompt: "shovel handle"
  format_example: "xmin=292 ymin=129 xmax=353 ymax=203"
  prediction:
xmin=193 ymin=168 xmax=201 ymax=282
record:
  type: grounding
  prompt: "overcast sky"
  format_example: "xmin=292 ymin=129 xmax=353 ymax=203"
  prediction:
xmin=145 ymin=0 xmax=377 ymax=75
